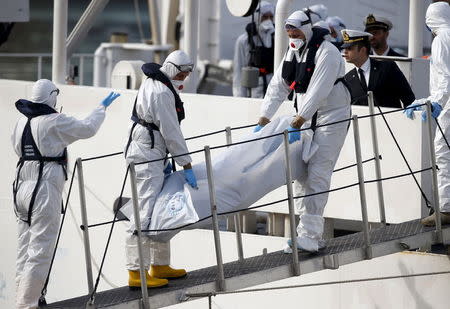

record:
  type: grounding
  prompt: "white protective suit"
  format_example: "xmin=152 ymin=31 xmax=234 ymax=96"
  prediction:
xmin=326 ymin=16 xmax=346 ymax=44
xmin=233 ymin=1 xmax=275 ymax=98
xmin=425 ymin=2 xmax=450 ymax=212
xmin=122 ymin=50 xmax=193 ymax=269
xmin=12 ymin=79 xmax=107 ymax=309
xmin=260 ymin=11 xmax=350 ymax=252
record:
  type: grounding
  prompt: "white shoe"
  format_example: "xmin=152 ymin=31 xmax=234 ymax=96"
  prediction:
xmin=283 ymin=238 xmax=326 ymax=254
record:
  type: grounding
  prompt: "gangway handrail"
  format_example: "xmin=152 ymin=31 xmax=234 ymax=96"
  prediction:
xmin=46 ymin=101 xmax=446 ymax=307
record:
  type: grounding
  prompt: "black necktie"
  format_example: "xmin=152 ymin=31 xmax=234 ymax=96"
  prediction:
xmin=358 ymin=68 xmax=368 ymax=91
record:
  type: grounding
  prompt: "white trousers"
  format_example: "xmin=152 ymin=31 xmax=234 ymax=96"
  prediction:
xmin=15 ymin=182 xmax=61 ymax=309
xmin=435 ymin=108 xmax=450 ymax=212
xmin=294 ymin=122 xmax=349 ymax=251
xmin=125 ymin=145 xmax=171 ymax=269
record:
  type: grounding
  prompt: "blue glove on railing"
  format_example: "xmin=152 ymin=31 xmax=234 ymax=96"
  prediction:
xmin=287 ymin=126 xmax=301 ymax=144
xmin=254 ymin=124 xmax=264 ymax=133
xmin=421 ymin=102 xmax=442 ymax=121
xmin=163 ymin=162 xmax=172 ymax=176
xmin=101 ymin=91 xmax=121 ymax=108
xmin=184 ymin=168 xmax=198 ymax=189
xmin=403 ymin=101 xmax=423 ymax=120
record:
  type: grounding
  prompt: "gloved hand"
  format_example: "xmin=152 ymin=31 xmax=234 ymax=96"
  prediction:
xmin=403 ymin=100 xmax=425 ymax=120
xmin=287 ymin=126 xmax=301 ymax=144
xmin=254 ymin=124 xmax=264 ymax=133
xmin=184 ymin=168 xmax=198 ymax=189
xmin=421 ymin=102 xmax=443 ymax=121
xmin=163 ymin=162 xmax=172 ymax=176
xmin=101 ymin=91 xmax=121 ymax=108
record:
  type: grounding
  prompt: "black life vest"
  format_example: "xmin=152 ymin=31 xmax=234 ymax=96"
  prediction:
xmin=125 ymin=63 xmax=185 ymax=157
xmin=13 ymin=99 xmax=67 ymax=226
xmin=281 ymin=27 xmax=329 ymax=94
xmin=246 ymin=22 xmax=274 ymax=75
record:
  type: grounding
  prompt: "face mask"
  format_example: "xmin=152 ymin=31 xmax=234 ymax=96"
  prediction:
xmin=289 ymin=38 xmax=305 ymax=51
xmin=171 ymin=79 xmax=184 ymax=91
xmin=260 ymin=19 xmax=274 ymax=32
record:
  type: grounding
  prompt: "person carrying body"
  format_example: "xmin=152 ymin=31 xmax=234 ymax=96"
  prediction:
xmin=342 ymin=29 xmax=415 ymax=108
xmin=122 ymin=50 xmax=198 ymax=288
xmin=12 ymin=79 xmax=119 ymax=309
xmin=326 ymin=16 xmax=346 ymax=50
xmin=364 ymin=14 xmax=405 ymax=57
xmin=233 ymin=1 xmax=275 ymax=98
xmin=404 ymin=2 xmax=450 ymax=226
xmin=254 ymin=10 xmax=351 ymax=252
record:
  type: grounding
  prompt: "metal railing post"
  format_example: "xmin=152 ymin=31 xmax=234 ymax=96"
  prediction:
xmin=283 ymin=130 xmax=300 ymax=276
xmin=204 ymin=146 xmax=226 ymax=290
xmin=76 ymin=158 xmax=94 ymax=294
xmin=425 ymin=102 xmax=442 ymax=241
xmin=79 ymin=55 xmax=85 ymax=85
xmin=225 ymin=126 xmax=244 ymax=262
xmin=37 ymin=56 xmax=43 ymax=80
xmin=367 ymin=91 xmax=386 ymax=225
xmin=129 ymin=162 xmax=150 ymax=309
xmin=352 ymin=116 xmax=372 ymax=259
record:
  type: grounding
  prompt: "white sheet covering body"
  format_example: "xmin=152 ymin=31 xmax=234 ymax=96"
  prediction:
xmin=128 ymin=116 xmax=317 ymax=242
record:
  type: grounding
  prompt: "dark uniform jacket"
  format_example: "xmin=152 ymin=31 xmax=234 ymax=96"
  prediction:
xmin=370 ymin=47 xmax=405 ymax=57
xmin=344 ymin=58 xmax=415 ymax=108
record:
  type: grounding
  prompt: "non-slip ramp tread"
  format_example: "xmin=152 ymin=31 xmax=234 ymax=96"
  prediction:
xmin=46 ymin=219 xmax=448 ymax=308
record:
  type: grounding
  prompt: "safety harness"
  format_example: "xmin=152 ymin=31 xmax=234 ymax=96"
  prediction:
xmin=246 ymin=22 xmax=274 ymax=95
xmin=282 ymin=28 xmax=350 ymax=130
xmin=13 ymin=99 xmax=67 ymax=226
xmin=124 ymin=63 xmax=185 ymax=158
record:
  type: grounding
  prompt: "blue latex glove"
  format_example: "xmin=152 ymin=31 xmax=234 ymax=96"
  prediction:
xmin=184 ymin=168 xmax=198 ymax=189
xmin=403 ymin=102 xmax=423 ymax=120
xmin=254 ymin=124 xmax=264 ymax=133
xmin=163 ymin=162 xmax=172 ymax=176
xmin=287 ymin=126 xmax=301 ymax=144
xmin=421 ymin=103 xmax=442 ymax=121
xmin=101 ymin=91 xmax=120 ymax=108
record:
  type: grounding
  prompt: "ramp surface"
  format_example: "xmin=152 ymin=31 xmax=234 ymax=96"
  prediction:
xmin=46 ymin=220 xmax=450 ymax=308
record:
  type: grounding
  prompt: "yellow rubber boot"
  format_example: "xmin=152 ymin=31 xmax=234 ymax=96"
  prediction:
xmin=150 ymin=265 xmax=187 ymax=279
xmin=128 ymin=270 xmax=168 ymax=289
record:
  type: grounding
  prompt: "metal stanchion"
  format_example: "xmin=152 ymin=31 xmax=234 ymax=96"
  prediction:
xmin=76 ymin=158 xmax=94 ymax=294
xmin=283 ymin=131 xmax=300 ymax=276
xmin=225 ymin=126 xmax=244 ymax=262
xmin=425 ymin=102 xmax=442 ymax=241
xmin=204 ymin=146 xmax=226 ymax=290
xmin=129 ymin=162 xmax=150 ymax=309
xmin=352 ymin=116 xmax=372 ymax=259
xmin=367 ymin=91 xmax=386 ymax=225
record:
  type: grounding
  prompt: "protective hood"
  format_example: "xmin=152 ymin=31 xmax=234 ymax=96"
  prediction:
xmin=426 ymin=2 xmax=450 ymax=35
xmin=305 ymin=4 xmax=328 ymax=24
xmin=258 ymin=1 xmax=275 ymax=16
xmin=30 ymin=79 xmax=58 ymax=108
xmin=326 ymin=16 xmax=346 ymax=42
xmin=15 ymin=99 xmax=57 ymax=118
xmin=285 ymin=10 xmax=313 ymax=42
xmin=160 ymin=50 xmax=193 ymax=79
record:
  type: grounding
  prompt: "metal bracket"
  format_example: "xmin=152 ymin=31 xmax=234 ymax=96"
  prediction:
xmin=323 ymin=254 xmax=339 ymax=270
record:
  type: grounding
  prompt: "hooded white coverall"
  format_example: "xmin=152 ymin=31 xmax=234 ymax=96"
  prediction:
xmin=123 ymin=51 xmax=192 ymax=269
xmin=233 ymin=1 xmax=275 ymax=98
xmin=425 ymin=2 xmax=450 ymax=212
xmin=12 ymin=79 xmax=107 ymax=309
xmin=260 ymin=11 xmax=350 ymax=252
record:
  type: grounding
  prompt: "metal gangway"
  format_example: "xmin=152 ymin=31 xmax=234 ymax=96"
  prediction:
xmin=44 ymin=95 xmax=450 ymax=309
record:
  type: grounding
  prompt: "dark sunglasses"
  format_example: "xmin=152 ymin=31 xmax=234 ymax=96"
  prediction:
xmin=167 ymin=61 xmax=194 ymax=73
